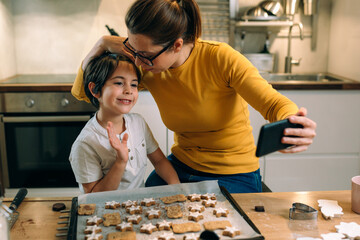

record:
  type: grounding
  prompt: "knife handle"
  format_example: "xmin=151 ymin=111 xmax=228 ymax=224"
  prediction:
xmin=9 ymin=188 xmax=28 ymax=211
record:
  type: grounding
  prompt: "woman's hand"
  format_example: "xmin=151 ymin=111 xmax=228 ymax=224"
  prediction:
xmin=279 ymin=107 xmax=317 ymax=153
xmin=82 ymin=35 xmax=135 ymax=70
xmin=106 ymin=121 xmax=129 ymax=164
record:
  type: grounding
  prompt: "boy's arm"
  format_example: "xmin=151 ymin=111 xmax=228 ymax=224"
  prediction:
xmin=83 ymin=122 xmax=129 ymax=193
xmin=147 ymin=148 xmax=180 ymax=185
xmin=82 ymin=160 xmax=127 ymax=193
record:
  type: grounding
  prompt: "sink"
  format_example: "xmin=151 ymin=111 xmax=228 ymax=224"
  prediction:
xmin=261 ymin=73 xmax=351 ymax=83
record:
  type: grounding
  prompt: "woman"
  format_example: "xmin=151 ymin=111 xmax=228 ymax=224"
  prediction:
xmin=72 ymin=0 xmax=316 ymax=193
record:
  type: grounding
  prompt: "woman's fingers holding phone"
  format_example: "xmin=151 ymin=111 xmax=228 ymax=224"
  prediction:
xmin=280 ymin=107 xmax=317 ymax=153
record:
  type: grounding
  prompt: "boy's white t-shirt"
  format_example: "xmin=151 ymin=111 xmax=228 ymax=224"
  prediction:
xmin=69 ymin=112 xmax=159 ymax=193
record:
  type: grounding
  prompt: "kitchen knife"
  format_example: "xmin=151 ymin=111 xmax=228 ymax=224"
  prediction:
xmin=8 ymin=188 xmax=28 ymax=228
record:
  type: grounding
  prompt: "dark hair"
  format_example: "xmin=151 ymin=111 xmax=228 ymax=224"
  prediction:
xmin=83 ymin=53 xmax=141 ymax=108
xmin=125 ymin=0 xmax=201 ymax=46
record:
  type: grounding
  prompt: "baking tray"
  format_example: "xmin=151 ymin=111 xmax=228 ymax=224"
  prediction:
xmin=66 ymin=181 xmax=264 ymax=240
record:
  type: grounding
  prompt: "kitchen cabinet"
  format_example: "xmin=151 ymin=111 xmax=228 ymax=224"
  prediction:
xmin=130 ymin=91 xmax=168 ymax=179
xmin=263 ymin=90 xmax=360 ymax=192
xmin=135 ymin=90 xmax=360 ymax=191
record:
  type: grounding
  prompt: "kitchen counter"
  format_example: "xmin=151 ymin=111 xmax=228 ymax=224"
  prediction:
xmin=271 ymin=80 xmax=360 ymax=90
xmin=3 ymin=190 xmax=359 ymax=239
xmin=0 ymin=74 xmax=360 ymax=92
xmin=0 ymin=74 xmax=75 ymax=92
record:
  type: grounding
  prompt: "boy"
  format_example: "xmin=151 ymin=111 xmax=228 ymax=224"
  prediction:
xmin=69 ymin=53 xmax=180 ymax=193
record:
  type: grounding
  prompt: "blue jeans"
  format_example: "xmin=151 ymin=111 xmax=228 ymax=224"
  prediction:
xmin=145 ymin=154 xmax=262 ymax=193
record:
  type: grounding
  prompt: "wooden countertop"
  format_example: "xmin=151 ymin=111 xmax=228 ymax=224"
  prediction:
xmin=0 ymin=74 xmax=360 ymax=92
xmin=4 ymin=190 xmax=359 ymax=240
xmin=2 ymin=82 xmax=360 ymax=92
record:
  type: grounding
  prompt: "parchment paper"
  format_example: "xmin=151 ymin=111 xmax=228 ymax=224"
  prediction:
xmin=77 ymin=180 xmax=263 ymax=239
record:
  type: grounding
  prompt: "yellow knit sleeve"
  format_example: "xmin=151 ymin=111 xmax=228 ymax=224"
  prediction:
xmin=218 ymin=43 xmax=298 ymax=122
xmin=71 ymin=65 xmax=90 ymax=103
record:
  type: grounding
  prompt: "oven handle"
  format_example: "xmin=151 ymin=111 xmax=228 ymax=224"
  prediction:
xmin=2 ymin=115 xmax=91 ymax=123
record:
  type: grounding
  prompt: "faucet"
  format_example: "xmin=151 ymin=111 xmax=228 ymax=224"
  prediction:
xmin=285 ymin=22 xmax=304 ymax=73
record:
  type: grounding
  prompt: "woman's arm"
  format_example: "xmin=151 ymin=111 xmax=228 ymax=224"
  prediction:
xmin=82 ymin=35 xmax=133 ymax=70
xmin=72 ymin=35 xmax=134 ymax=102
xmin=218 ymin=45 xmax=317 ymax=153
xmin=147 ymin=148 xmax=180 ymax=185
xmin=82 ymin=121 xmax=129 ymax=193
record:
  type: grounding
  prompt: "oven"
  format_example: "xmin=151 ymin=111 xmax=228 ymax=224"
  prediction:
xmin=0 ymin=92 xmax=96 ymax=188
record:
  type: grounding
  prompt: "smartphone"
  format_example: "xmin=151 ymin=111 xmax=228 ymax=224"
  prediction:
xmin=255 ymin=119 xmax=303 ymax=157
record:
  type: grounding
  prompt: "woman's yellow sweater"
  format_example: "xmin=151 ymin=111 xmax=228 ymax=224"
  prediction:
xmin=72 ymin=39 xmax=298 ymax=175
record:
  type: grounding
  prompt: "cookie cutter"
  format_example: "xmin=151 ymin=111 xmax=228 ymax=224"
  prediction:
xmin=289 ymin=202 xmax=318 ymax=220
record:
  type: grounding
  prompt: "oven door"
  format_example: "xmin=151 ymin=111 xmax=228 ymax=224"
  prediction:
xmin=0 ymin=115 xmax=91 ymax=188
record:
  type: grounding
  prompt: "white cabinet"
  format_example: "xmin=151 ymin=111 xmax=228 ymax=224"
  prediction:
xmin=248 ymin=105 xmax=266 ymax=178
xmin=130 ymin=91 xmax=167 ymax=179
xmin=134 ymin=90 xmax=360 ymax=191
xmin=263 ymin=90 xmax=360 ymax=192
xmin=264 ymin=154 xmax=360 ymax=191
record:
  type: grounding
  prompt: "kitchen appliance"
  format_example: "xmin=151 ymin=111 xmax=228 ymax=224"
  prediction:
xmin=241 ymin=2 xmax=288 ymax=21
xmin=0 ymin=203 xmax=10 ymax=240
xmin=244 ymin=6 xmax=269 ymax=17
xmin=0 ymin=180 xmax=10 ymax=239
xmin=259 ymin=0 xmax=284 ymax=17
xmin=303 ymin=0 xmax=318 ymax=15
xmin=284 ymin=0 xmax=299 ymax=16
xmin=0 ymin=83 xmax=96 ymax=188
xmin=244 ymin=53 xmax=276 ymax=73
xmin=55 ymin=198 xmax=77 ymax=239
xmin=6 ymin=188 xmax=27 ymax=228
xmin=289 ymin=202 xmax=318 ymax=220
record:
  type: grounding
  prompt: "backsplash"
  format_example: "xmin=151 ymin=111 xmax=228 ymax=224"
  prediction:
xmin=0 ymin=0 xmax=16 ymax=78
xmin=0 ymin=0 xmax=359 ymax=81
xmin=327 ymin=0 xmax=360 ymax=81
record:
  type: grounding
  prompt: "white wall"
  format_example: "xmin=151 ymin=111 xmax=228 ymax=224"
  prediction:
xmin=10 ymin=0 xmax=133 ymax=74
xmin=328 ymin=0 xmax=360 ymax=81
xmin=2 ymin=0 xmax=360 ymax=82
xmin=0 ymin=0 xmax=16 ymax=79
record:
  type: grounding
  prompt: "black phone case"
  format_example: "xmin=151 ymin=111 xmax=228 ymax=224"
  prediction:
xmin=255 ymin=119 xmax=303 ymax=157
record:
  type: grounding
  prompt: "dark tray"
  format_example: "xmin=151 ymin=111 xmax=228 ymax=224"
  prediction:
xmin=66 ymin=186 xmax=264 ymax=240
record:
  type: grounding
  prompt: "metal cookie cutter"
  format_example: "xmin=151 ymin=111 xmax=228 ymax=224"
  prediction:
xmin=289 ymin=202 xmax=318 ymax=220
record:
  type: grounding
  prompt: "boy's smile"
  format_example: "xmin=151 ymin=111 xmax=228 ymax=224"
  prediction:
xmin=97 ymin=61 xmax=139 ymax=118
xmin=117 ymin=99 xmax=132 ymax=104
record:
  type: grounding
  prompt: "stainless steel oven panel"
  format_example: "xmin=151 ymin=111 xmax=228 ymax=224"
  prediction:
xmin=0 ymin=92 xmax=96 ymax=113
xmin=2 ymin=115 xmax=91 ymax=123
xmin=0 ymin=114 xmax=91 ymax=188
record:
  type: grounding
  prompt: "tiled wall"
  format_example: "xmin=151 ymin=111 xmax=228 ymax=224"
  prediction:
xmin=0 ymin=0 xmax=359 ymax=81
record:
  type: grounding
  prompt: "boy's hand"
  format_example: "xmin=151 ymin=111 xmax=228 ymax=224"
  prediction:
xmin=106 ymin=121 xmax=129 ymax=163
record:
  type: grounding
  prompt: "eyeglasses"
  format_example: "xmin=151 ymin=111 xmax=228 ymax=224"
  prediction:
xmin=123 ymin=38 xmax=173 ymax=66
